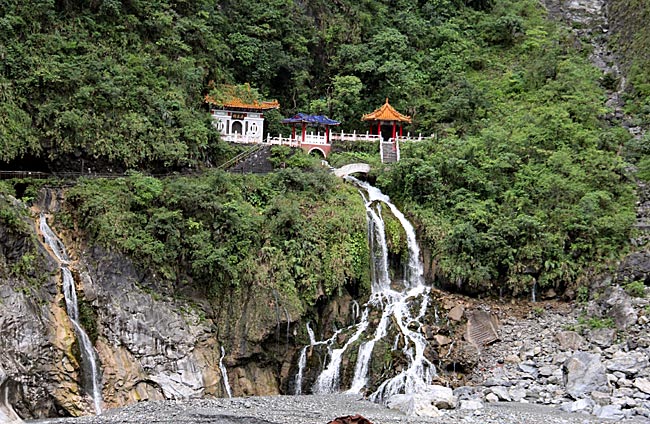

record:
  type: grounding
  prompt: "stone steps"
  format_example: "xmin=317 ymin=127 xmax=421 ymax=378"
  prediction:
xmin=381 ymin=143 xmax=398 ymax=163
xmin=229 ymin=145 xmax=274 ymax=174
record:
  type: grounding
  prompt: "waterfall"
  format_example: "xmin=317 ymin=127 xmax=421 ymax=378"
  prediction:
xmin=302 ymin=178 xmax=435 ymax=402
xmin=312 ymin=308 xmax=369 ymax=394
xmin=219 ymin=347 xmax=233 ymax=398
xmin=531 ymin=280 xmax=537 ymax=303
xmin=39 ymin=215 xmax=102 ymax=415
xmin=294 ymin=322 xmax=336 ymax=395
xmin=294 ymin=346 xmax=308 ymax=395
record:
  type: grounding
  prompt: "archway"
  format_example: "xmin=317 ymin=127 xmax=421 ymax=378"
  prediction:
xmin=308 ymin=147 xmax=326 ymax=158
xmin=231 ymin=121 xmax=243 ymax=135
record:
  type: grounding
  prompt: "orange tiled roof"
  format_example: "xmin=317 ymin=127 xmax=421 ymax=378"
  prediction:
xmin=205 ymin=94 xmax=280 ymax=110
xmin=362 ymin=98 xmax=411 ymax=123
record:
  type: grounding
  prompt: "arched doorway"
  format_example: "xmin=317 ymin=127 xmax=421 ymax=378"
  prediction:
xmin=308 ymin=147 xmax=326 ymax=158
xmin=231 ymin=121 xmax=243 ymax=135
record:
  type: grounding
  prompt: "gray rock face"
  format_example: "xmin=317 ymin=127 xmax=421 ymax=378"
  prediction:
xmin=0 ymin=366 xmax=23 ymax=423
xmin=563 ymin=352 xmax=609 ymax=399
xmin=587 ymin=328 xmax=617 ymax=347
xmin=606 ymin=351 xmax=649 ymax=377
xmin=1 ymin=199 xmax=304 ymax=419
xmin=618 ymin=252 xmax=650 ymax=285
xmin=599 ymin=287 xmax=638 ymax=329
xmin=556 ymin=331 xmax=584 ymax=351
xmin=633 ymin=378 xmax=650 ymax=395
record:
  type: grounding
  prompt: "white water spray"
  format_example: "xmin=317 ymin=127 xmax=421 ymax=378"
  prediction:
xmin=302 ymin=178 xmax=435 ymax=401
xmin=312 ymin=308 xmax=370 ymax=394
xmin=219 ymin=346 xmax=233 ymax=398
xmin=40 ymin=215 xmax=102 ymax=415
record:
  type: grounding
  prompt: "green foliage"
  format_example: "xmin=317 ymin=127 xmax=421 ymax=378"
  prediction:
xmin=374 ymin=2 xmax=636 ymax=296
xmin=269 ymin=146 xmax=323 ymax=170
xmin=624 ymin=280 xmax=646 ymax=298
xmin=66 ymin=171 xmax=369 ymax=305
xmin=578 ymin=315 xmax=615 ymax=330
xmin=576 ymin=285 xmax=590 ymax=303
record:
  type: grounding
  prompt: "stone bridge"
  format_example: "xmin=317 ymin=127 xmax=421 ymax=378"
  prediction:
xmin=333 ymin=163 xmax=371 ymax=177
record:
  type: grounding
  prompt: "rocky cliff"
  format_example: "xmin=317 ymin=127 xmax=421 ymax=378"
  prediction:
xmin=0 ymin=189 xmax=308 ymax=419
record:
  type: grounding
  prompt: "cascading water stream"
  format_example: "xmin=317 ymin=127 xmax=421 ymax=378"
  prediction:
xmin=312 ymin=308 xmax=370 ymax=394
xmin=39 ymin=215 xmax=102 ymax=415
xmin=302 ymin=177 xmax=436 ymax=402
xmin=219 ymin=347 xmax=233 ymax=398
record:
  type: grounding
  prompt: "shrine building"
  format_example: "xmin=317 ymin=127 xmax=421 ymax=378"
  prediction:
xmin=205 ymin=87 xmax=279 ymax=144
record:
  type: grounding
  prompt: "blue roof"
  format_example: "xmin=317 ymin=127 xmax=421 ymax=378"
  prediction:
xmin=281 ymin=113 xmax=340 ymax=126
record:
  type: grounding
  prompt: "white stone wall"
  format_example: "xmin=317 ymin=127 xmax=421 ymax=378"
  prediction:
xmin=211 ymin=109 xmax=264 ymax=143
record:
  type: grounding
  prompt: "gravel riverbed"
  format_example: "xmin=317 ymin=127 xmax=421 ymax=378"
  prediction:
xmin=31 ymin=394 xmax=648 ymax=424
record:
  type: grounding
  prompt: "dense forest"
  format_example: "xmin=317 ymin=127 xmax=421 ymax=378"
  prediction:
xmin=1 ymin=0 xmax=648 ymax=300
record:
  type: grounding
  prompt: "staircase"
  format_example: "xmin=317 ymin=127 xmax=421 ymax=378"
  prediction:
xmin=380 ymin=142 xmax=398 ymax=163
xmin=228 ymin=145 xmax=273 ymax=174
xmin=227 ymin=145 xmax=274 ymax=174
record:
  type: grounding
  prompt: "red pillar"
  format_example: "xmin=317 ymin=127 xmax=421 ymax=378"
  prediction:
xmin=369 ymin=123 xmax=373 ymax=135
xmin=392 ymin=122 xmax=396 ymax=140
xmin=292 ymin=124 xmax=296 ymax=140
xmin=377 ymin=121 xmax=381 ymax=138
xmin=400 ymin=123 xmax=403 ymax=137
xmin=301 ymin=122 xmax=306 ymax=143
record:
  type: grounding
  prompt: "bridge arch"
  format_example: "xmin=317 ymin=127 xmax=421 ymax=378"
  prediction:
xmin=308 ymin=147 xmax=327 ymax=157
xmin=333 ymin=163 xmax=371 ymax=177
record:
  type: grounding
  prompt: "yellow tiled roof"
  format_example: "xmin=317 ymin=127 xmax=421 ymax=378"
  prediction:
xmin=205 ymin=94 xmax=280 ymax=110
xmin=362 ymin=98 xmax=411 ymax=123
xmin=205 ymin=84 xmax=280 ymax=110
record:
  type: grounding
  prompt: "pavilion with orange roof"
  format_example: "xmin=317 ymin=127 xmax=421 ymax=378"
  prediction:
xmin=362 ymin=98 xmax=412 ymax=142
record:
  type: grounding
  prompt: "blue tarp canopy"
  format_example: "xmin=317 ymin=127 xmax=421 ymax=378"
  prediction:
xmin=281 ymin=113 xmax=340 ymax=126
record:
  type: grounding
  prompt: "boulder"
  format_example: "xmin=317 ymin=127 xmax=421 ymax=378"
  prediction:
xmin=587 ymin=328 xmax=616 ymax=347
xmin=485 ymin=393 xmax=499 ymax=403
xmin=633 ymin=378 xmax=650 ymax=395
xmin=424 ymin=385 xmax=457 ymax=409
xmin=459 ymin=400 xmax=483 ymax=410
xmin=433 ymin=335 xmax=451 ymax=346
xmin=453 ymin=386 xmax=478 ymax=400
xmin=562 ymin=352 xmax=609 ymax=398
xmin=509 ymin=387 xmax=527 ymax=402
xmin=561 ymin=398 xmax=594 ymax=413
xmin=605 ymin=351 xmax=649 ymax=377
xmin=600 ymin=287 xmax=638 ymax=329
xmin=617 ymin=251 xmax=650 ymax=284
xmin=593 ymin=404 xmax=625 ymax=420
xmin=590 ymin=391 xmax=611 ymax=406
xmin=555 ymin=331 xmax=584 ymax=351
xmin=386 ymin=394 xmax=442 ymax=417
xmin=518 ymin=362 xmax=539 ymax=379
xmin=489 ymin=386 xmax=511 ymax=401
xmin=448 ymin=305 xmax=465 ymax=322
xmin=538 ymin=366 xmax=554 ymax=377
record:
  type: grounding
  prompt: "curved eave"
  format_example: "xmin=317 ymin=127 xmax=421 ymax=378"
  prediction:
xmin=361 ymin=99 xmax=412 ymax=123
